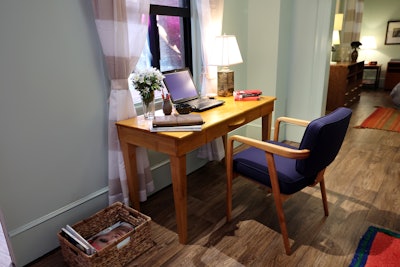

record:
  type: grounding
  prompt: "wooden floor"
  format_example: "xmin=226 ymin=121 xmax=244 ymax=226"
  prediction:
xmin=28 ymin=89 xmax=400 ymax=267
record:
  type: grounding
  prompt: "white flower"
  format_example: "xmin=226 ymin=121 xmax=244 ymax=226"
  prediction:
xmin=131 ymin=67 xmax=164 ymax=104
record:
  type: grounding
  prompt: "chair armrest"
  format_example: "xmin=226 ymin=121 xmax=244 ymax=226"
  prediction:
xmin=229 ymin=135 xmax=310 ymax=159
xmin=273 ymin=117 xmax=310 ymax=141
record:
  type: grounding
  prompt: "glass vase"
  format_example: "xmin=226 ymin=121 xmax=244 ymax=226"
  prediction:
xmin=142 ymin=97 xmax=155 ymax=120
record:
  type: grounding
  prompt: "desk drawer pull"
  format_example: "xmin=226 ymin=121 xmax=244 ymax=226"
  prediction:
xmin=229 ymin=118 xmax=247 ymax=127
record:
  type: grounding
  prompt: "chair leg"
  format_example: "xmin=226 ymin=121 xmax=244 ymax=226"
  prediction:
xmin=272 ymin=194 xmax=291 ymax=255
xmin=314 ymin=169 xmax=329 ymax=217
xmin=226 ymin=139 xmax=234 ymax=222
xmin=319 ymin=179 xmax=329 ymax=216
xmin=226 ymin=175 xmax=232 ymax=222
xmin=265 ymin=153 xmax=291 ymax=255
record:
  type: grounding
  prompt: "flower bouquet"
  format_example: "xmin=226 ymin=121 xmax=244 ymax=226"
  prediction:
xmin=131 ymin=67 xmax=164 ymax=119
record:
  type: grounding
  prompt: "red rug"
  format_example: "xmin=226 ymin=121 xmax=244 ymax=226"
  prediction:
xmin=350 ymin=226 xmax=400 ymax=267
xmin=356 ymin=107 xmax=400 ymax=133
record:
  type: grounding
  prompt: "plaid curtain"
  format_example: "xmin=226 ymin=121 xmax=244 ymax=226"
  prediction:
xmin=341 ymin=0 xmax=364 ymax=45
xmin=195 ymin=0 xmax=225 ymax=161
xmin=92 ymin=0 xmax=154 ymax=204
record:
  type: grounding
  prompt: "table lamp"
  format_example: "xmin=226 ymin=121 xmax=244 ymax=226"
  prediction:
xmin=332 ymin=30 xmax=341 ymax=46
xmin=360 ymin=36 xmax=377 ymax=65
xmin=209 ymin=35 xmax=243 ymax=96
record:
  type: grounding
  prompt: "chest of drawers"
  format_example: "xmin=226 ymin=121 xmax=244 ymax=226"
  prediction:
xmin=384 ymin=60 xmax=400 ymax=90
xmin=327 ymin=61 xmax=364 ymax=111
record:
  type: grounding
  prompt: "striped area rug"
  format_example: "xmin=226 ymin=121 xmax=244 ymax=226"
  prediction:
xmin=350 ymin=226 xmax=400 ymax=267
xmin=356 ymin=107 xmax=400 ymax=133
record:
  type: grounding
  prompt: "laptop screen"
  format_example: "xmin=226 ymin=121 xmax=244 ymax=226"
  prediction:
xmin=163 ymin=68 xmax=199 ymax=104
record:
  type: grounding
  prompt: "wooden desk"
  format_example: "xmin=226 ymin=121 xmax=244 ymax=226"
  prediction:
xmin=116 ymin=96 xmax=276 ymax=244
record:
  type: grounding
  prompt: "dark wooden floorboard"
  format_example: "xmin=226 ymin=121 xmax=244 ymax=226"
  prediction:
xmin=27 ymin=89 xmax=400 ymax=267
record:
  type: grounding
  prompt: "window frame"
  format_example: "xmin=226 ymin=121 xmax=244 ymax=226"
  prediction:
xmin=131 ymin=1 xmax=193 ymax=106
xmin=148 ymin=4 xmax=193 ymax=72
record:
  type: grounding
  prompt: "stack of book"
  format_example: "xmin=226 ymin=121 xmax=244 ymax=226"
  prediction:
xmin=150 ymin=114 xmax=204 ymax=132
xmin=233 ymin=89 xmax=262 ymax=101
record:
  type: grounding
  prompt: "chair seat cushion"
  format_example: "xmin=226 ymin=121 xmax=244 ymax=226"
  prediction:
xmin=233 ymin=141 xmax=315 ymax=195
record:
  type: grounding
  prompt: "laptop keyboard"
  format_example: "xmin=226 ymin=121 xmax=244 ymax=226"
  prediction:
xmin=186 ymin=98 xmax=222 ymax=111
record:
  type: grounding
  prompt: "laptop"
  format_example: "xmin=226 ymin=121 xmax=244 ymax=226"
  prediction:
xmin=162 ymin=68 xmax=224 ymax=112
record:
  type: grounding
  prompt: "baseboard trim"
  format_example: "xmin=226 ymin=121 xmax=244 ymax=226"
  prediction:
xmin=9 ymin=187 xmax=109 ymax=237
xmin=8 ymin=160 xmax=171 ymax=238
xmin=151 ymin=159 xmax=170 ymax=170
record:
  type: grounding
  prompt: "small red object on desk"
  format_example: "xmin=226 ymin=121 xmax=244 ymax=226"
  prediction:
xmin=234 ymin=89 xmax=262 ymax=101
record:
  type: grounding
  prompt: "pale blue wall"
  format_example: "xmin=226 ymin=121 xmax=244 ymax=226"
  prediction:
xmin=229 ymin=0 xmax=335 ymax=142
xmin=284 ymin=0 xmax=335 ymax=141
xmin=222 ymin=0 xmax=248 ymax=92
xmin=0 ymin=1 xmax=110 ymax=265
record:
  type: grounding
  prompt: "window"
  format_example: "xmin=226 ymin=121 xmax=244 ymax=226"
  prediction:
xmin=130 ymin=0 xmax=192 ymax=103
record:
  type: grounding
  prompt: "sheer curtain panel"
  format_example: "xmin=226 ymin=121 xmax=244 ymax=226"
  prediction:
xmin=92 ymin=0 xmax=154 ymax=204
xmin=195 ymin=0 xmax=225 ymax=161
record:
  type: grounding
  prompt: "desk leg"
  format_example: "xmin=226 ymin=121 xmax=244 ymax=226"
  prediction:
xmin=120 ymin=141 xmax=140 ymax=211
xmin=376 ymin=67 xmax=381 ymax=89
xmin=170 ymin=154 xmax=187 ymax=244
xmin=262 ymin=112 xmax=273 ymax=141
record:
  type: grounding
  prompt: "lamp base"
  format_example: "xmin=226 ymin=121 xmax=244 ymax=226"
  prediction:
xmin=217 ymin=69 xmax=234 ymax=96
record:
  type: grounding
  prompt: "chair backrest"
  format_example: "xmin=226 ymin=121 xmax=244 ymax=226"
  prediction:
xmin=296 ymin=107 xmax=352 ymax=177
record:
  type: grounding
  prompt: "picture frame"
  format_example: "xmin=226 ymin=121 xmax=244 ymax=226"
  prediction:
xmin=385 ymin=21 xmax=400 ymax=45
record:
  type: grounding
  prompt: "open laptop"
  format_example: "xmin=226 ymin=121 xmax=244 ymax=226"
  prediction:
xmin=162 ymin=68 xmax=224 ymax=112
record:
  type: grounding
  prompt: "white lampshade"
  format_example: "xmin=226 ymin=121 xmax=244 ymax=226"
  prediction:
xmin=209 ymin=35 xmax=243 ymax=97
xmin=209 ymin=35 xmax=243 ymax=67
xmin=334 ymin=13 xmax=343 ymax=31
xmin=360 ymin=36 xmax=377 ymax=49
xmin=332 ymin=30 xmax=340 ymax=45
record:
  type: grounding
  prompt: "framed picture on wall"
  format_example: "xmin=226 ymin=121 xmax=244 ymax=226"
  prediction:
xmin=385 ymin=21 xmax=400 ymax=45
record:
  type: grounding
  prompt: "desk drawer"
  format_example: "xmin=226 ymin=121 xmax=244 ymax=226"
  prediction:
xmin=205 ymin=109 xmax=262 ymax=141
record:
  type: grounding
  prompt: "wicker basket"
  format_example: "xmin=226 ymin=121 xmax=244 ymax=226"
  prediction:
xmin=58 ymin=202 xmax=153 ymax=267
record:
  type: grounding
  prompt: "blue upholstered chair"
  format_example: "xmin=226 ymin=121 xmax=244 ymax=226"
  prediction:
xmin=226 ymin=107 xmax=352 ymax=255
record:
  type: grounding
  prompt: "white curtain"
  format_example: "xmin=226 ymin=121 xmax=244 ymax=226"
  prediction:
xmin=92 ymin=0 xmax=154 ymax=205
xmin=196 ymin=0 xmax=226 ymax=161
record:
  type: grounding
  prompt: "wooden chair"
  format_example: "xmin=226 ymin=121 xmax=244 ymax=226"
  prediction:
xmin=226 ymin=107 xmax=352 ymax=255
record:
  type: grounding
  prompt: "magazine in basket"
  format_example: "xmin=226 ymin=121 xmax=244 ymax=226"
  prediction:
xmin=58 ymin=202 xmax=153 ymax=267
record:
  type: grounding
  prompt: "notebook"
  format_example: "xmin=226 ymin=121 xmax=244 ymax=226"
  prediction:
xmin=162 ymin=68 xmax=224 ymax=112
